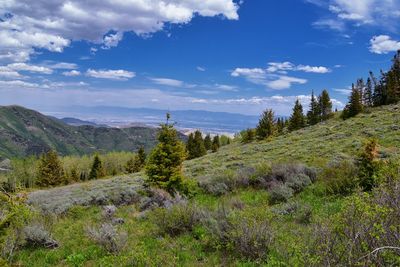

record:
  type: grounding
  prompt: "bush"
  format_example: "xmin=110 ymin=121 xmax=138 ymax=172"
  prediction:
xmin=203 ymin=205 xmax=273 ymax=261
xmin=149 ymin=202 xmax=203 ymax=236
xmin=269 ymin=184 xmax=294 ymax=204
xmin=286 ymin=173 xmax=312 ymax=193
xmin=23 ymin=223 xmax=58 ymax=249
xmin=86 ymin=223 xmax=127 ymax=254
xmin=322 ymin=160 xmax=358 ymax=195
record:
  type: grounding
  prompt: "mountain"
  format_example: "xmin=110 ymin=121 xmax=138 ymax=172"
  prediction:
xmin=49 ymin=106 xmax=261 ymax=134
xmin=0 ymin=105 xmax=183 ymax=158
xmin=59 ymin=117 xmax=101 ymax=127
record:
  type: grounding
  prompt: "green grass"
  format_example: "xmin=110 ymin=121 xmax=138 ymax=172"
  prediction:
xmin=13 ymin=104 xmax=400 ymax=266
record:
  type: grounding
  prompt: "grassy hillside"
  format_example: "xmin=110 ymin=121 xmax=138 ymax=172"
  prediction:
xmin=0 ymin=105 xmax=171 ymax=158
xmin=8 ymin=104 xmax=400 ymax=266
xmin=184 ymin=104 xmax=400 ymax=179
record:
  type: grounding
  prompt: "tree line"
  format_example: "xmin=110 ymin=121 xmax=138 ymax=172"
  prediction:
xmin=342 ymin=50 xmax=400 ymax=119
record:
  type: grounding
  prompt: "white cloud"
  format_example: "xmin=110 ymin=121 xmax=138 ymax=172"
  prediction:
xmin=62 ymin=70 xmax=81 ymax=77
xmin=46 ymin=62 xmax=78 ymax=70
xmin=334 ymin=88 xmax=352 ymax=95
xmin=197 ymin=66 xmax=206 ymax=72
xmin=102 ymin=32 xmax=123 ymax=49
xmin=150 ymin=77 xmax=184 ymax=87
xmin=86 ymin=69 xmax=135 ymax=80
xmin=231 ymin=61 xmax=330 ymax=89
xmin=310 ymin=0 xmax=400 ymax=31
xmin=0 ymin=66 xmax=24 ymax=79
xmin=369 ymin=35 xmax=400 ymax=54
xmin=7 ymin=63 xmax=53 ymax=74
xmin=214 ymin=84 xmax=238 ymax=91
xmin=0 ymin=0 xmax=239 ymax=62
xmin=0 ymin=80 xmax=40 ymax=88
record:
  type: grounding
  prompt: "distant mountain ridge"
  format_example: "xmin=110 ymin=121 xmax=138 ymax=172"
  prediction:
xmin=0 ymin=105 xmax=182 ymax=158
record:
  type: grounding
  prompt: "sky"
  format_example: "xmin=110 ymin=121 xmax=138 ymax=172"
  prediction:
xmin=0 ymin=0 xmax=400 ymax=117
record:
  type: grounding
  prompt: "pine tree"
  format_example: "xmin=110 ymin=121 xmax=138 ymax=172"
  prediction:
xmin=193 ymin=130 xmax=207 ymax=157
xmin=358 ymin=139 xmax=380 ymax=191
xmin=372 ymin=71 xmax=387 ymax=106
xmin=341 ymin=83 xmax=363 ymax=120
xmin=211 ymin=135 xmax=220 ymax=152
xmin=319 ymin=89 xmax=333 ymax=121
xmin=125 ymin=147 xmax=146 ymax=173
xmin=186 ymin=133 xmax=195 ymax=159
xmin=256 ymin=109 xmax=275 ymax=139
xmin=145 ymin=114 xmax=187 ymax=192
xmin=241 ymin=128 xmax=255 ymax=143
xmin=364 ymin=77 xmax=373 ymax=107
xmin=288 ymin=99 xmax=305 ymax=131
xmin=36 ymin=150 xmax=65 ymax=187
xmin=307 ymin=90 xmax=320 ymax=125
xmin=276 ymin=118 xmax=285 ymax=135
xmin=89 ymin=154 xmax=106 ymax=180
xmin=385 ymin=51 xmax=400 ymax=104
xmin=204 ymin=134 xmax=212 ymax=151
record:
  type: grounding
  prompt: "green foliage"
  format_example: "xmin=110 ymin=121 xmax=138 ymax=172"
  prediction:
xmin=89 ymin=154 xmax=106 ymax=180
xmin=204 ymin=134 xmax=212 ymax=151
xmin=0 ymin=192 xmax=32 ymax=263
xmin=186 ymin=130 xmax=207 ymax=160
xmin=342 ymin=82 xmax=364 ymax=120
xmin=256 ymin=109 xmax=275 ymax=140
xmin=241 ymin=128 xmax=255 ymax=144
xmin=269 ymin=184 xmax=294 ymax=204
xmin=307 ymin=90 xmax=320 ymax=125
xmin=36 ymin=150 xmax=65 ymax=187
xmin=319 ymin=89 xmax=333 ymax=121
xmin=149 ymin=202 xmax=203 ymax=236
xmin=125 ymin=147 xmax=146 ymax=174
xmin=322 ymin=160 xmax=359 ymax=196
xmin=288 ymin=99 xmax=305 ymax=131
xmin=211 ymin=135 xmax=220 ymax=153
xmin=145 ymin=117 xmax=187 ymax=193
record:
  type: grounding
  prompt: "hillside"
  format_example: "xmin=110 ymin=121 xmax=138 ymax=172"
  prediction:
xmin=0 ymin=105 xmax=170 ymax=158
xmin=7 ymin=104 xmax=400 ymax=266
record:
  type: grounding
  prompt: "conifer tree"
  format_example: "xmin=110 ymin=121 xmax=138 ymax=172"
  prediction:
xmin=145 ymin=114 xmax=187 ymax=192
xmin=341 ymin=83 xmax=363 ymax=120
xmin=36 ymin=150 xmax=65 ymax=187
xmin=307 ymin=90 xmax=320 ymax=125
xmin=204 ymin=134 xmax=212 ymax=151
xmin=385 ymin=51 xmax=400 ymax=104
xmin=241 ymin=128 xmax=255 ymax=143
xmin=256 ymin=109 xmax=275 ymax=139
xmin=372 ymin=71 xmax=387 ymax=106
xmin=211 ymin=135 xmax=220 ymax=152
xmin=89 ymin=154 xmax=106 ymax=180
xmin=276 ymin=118 xmax=285 ymax=135
xmin=193 ymin=130 xmax=207 ymax=157
xmin=125 ymin=147 xmax=146 ymax=173
xmin=319 ymin=89 xmax=333 ymax=121
xmin=364 ymin=77 xmax=373 ymax=107
xmin=288 ymin=99 xmax=305 ymax=131
xmin=186 ymin=133 xmax=195 ymax=159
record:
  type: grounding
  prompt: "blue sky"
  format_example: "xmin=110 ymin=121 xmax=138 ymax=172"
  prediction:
xmin=0 ymin=0 xmax=400 ymax=117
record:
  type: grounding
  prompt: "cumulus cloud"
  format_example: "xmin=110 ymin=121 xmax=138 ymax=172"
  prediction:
xmin=0 ymin=0 xmax=239 ymax=62
xmin=86 ymin=69 xmax=135 ymax=80
xmin=7 ymin=63 xmax=53 ymax=74
xmin=231 ymin=61 xmax=329 ymax=89
xmin=310 ymin=0 xmax=400 ymax=31
xmin=0 ymin=80 xmax=40 ymax=88
xmin=62 ymin=70 xmax=81 ymax=77
xmin=369 ymin=35 xmax=400 ymax=54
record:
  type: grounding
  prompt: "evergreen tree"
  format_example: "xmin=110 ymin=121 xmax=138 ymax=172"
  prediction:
xmin=125 ymin=147 xmax=146 ymax=173
xmin=319 ymin=89 xmax=333 ymax=121
xmin=276 ymin=118 xmax=285 ymax=135
xmin=211 ymin=135 xmax=220 ymax=152
xmin=204 ymin=134 xmax=212 ymax=150
xmin=341 ymin=83 xmax=363 ymax=120
xmin=145 ymin=114 xmax=187 ymax=192
xmin=89 ymin=154 xmax=106 ymax=180
xmin=241 ymin=128 xmax=255 ymax=143
xmin=36 ymin=150 xmax=65 ymax=187
xmin=187 ymin=130 xmax=206 ymax=159
xmin=372 ymin=71 xmax=387 ymax=106
xmin=364 ymin=77 xmax=373 ymax=107
xmin=385 ymin=51 xmax=400 ymax=104
xmin=256 ymin=109 xmax=275 ymax=139
xmin=307 ymin=90 xmax=320 ymax=125
xmin=358 ymin=139 xmax=380 ymax=191
xmin=288 ymin=99 xmax=305 ymax=131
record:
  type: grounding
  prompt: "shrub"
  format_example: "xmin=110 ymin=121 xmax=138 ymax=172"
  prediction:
xmin=322 ymin=160 xmax=358 ymax=195
xmin=203 ymin=206 xmax=273 ymax=261
xmin=271 ymin=202 xmax=299 ymax=215
xmin=86 ymin=223 xmax=127 ymax=254
xmin=295 ymin=204 xmax=312 ymax=224
xmin=286 ymin=173 xmax=312 ymax=193
xmin=269 ymin=184 xmax=294 ymax=204
xmin=22 ymin=223 xmax=58 ymax=249
xmin=149 ymin=202 xmax=203 ymax=236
